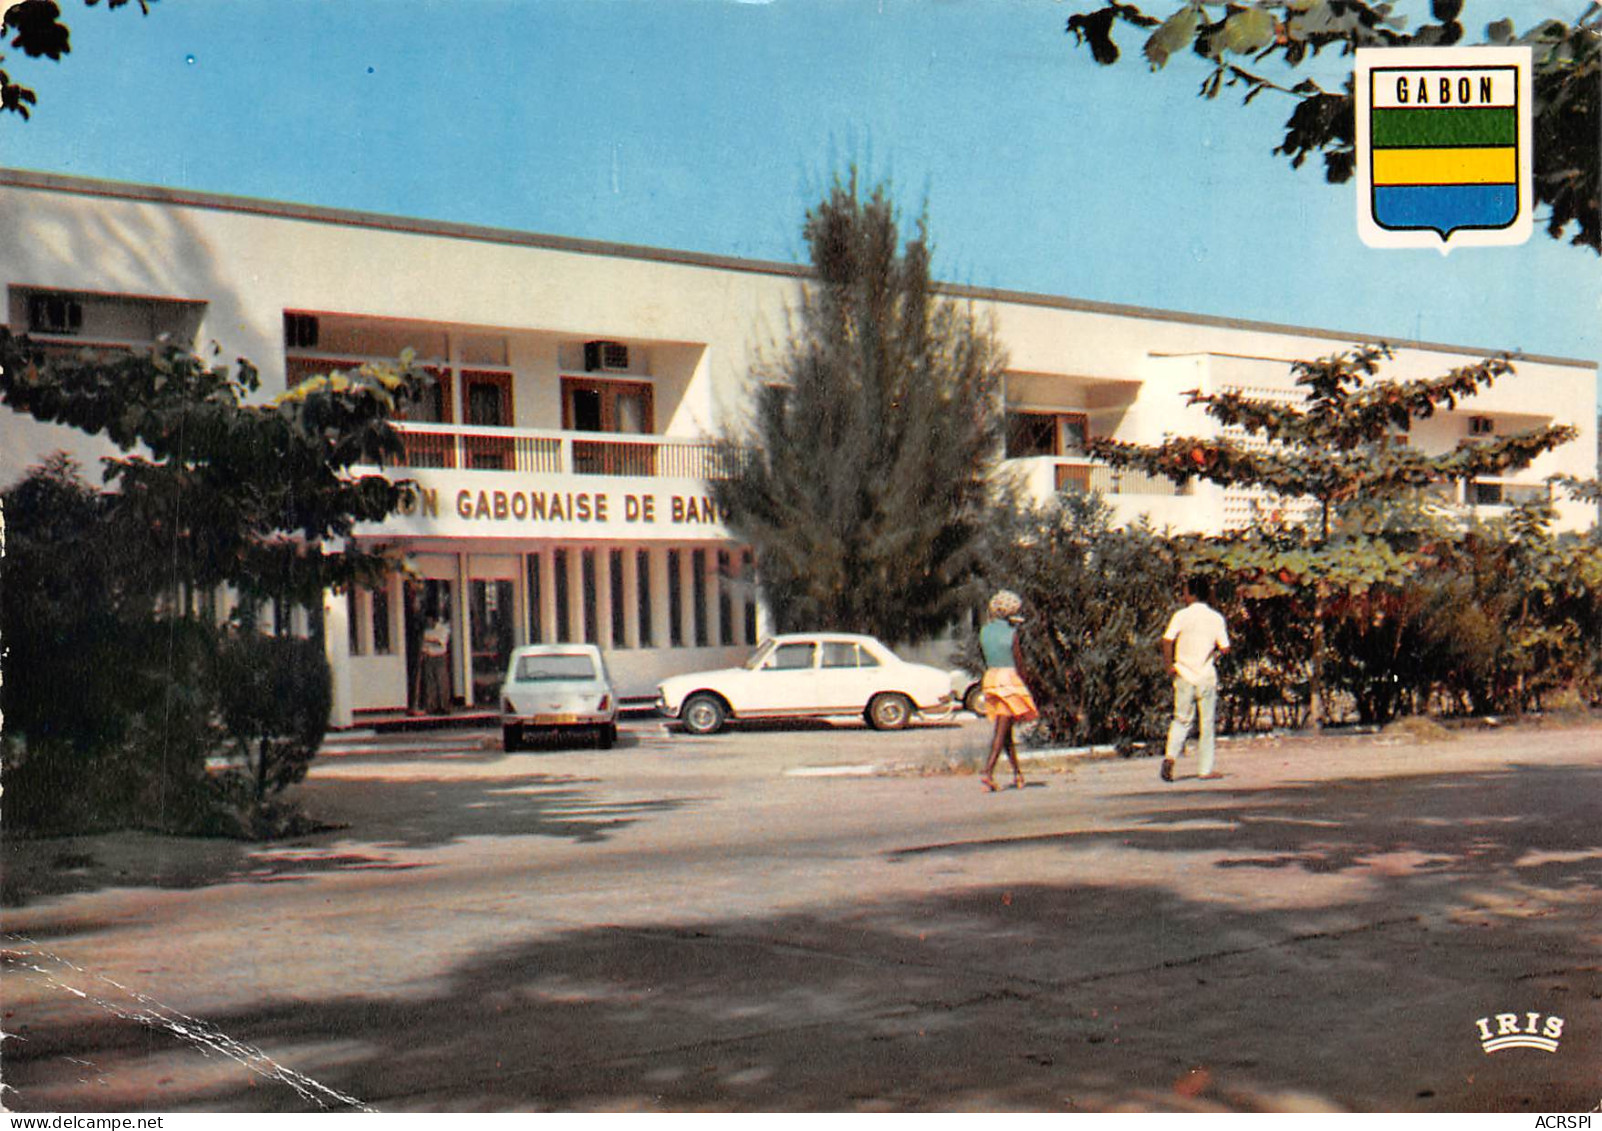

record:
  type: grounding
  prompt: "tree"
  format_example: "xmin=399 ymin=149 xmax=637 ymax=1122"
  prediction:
xmin=2 ymin=0 xmax=152 ymax=120
xmin=1065 ymin=1 xmax=1601 ymax=253
xmin=711 ymin=173 xmax=1008 ymax=645
xmin=0 ymin=331 xmax=429 ymax=832
xmin=0 ymin=331 xmax=425 ymax=608
xmin=1090 ymin=345 xmax=1581 ymax=724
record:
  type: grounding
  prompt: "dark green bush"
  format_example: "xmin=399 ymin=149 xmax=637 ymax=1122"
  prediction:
xmin=215 ymin=630 xmax=331 ymax=801
xmin=980 ymin=490 xmax=1182 ymax=750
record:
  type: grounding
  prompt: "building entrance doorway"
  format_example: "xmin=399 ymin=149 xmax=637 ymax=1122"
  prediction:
xmin=404 ymin=578 xmax=455 ymax=712
xmin=467 ymin=554 xmax=520 ymax=707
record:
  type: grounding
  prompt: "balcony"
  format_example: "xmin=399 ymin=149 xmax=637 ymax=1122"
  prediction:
xmin=392 ymin=422 xmax=737 ymax=480
xmin=1050 ymin=460 xmax=1192 ymax=497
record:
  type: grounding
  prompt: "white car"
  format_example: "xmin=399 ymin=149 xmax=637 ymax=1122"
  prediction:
xmin=655 ymin=633 xmax=956 ymax=735
xmin=500 ymin=643 xmax=619 ymax=752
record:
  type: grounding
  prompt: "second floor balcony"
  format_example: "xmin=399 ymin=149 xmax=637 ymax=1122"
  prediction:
xmin=392 ymin=423 xmax=1199 ymax=499
xmin=393 ymin=422 xmax=737 ymax=480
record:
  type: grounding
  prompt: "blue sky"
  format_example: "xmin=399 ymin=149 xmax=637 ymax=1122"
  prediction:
xmin=3 ymin=0 xmax=1598 ymax=379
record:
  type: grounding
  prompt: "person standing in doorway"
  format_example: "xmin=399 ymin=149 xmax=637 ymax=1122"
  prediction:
xmin=978 ymin=589 xmax=1038 ymax=792
xmin=419 ymin=616 xmax=452 ymax=715
xmin=1159 ymin=576 xmax=1230 ymax=783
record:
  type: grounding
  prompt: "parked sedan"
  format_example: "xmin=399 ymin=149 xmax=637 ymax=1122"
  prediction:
xmin=655 ymin=633 xmax=956 ymax=735
xmin=500 ymin=643 xmax=618 ymax=752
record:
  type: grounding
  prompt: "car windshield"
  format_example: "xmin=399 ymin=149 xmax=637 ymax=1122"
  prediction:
xmin=743 ymin=640 xmax=777 ymax=670
xmin=515 ymin=654 xmax=596 ymax=682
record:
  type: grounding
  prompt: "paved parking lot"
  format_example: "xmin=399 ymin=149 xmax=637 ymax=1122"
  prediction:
xmin=4 ymin=715 xmax=1600 ymax=1112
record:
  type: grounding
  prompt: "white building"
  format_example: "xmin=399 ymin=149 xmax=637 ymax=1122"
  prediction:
xmin=3 ymin=169 xmax=1595 ymax=725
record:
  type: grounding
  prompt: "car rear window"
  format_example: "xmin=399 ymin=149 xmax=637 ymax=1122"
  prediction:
xmin=515 ymin=654 xmax=597 ymax=681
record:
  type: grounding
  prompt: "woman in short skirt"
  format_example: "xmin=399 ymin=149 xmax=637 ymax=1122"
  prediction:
xmin=978 ymin=589 xmax=1038 ymax=791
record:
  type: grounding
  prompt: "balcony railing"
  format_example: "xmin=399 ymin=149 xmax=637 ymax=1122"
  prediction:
xmin=1051 ymin=460 xmax=1193 ymax=497
xmin=391 ymin=422 xmax=739 ymax=480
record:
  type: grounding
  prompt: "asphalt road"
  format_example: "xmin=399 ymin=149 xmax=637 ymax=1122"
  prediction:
xmin=3 ymin=714 xmax=1600 ymax=1112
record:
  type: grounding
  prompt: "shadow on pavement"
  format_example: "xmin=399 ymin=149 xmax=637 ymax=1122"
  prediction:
xmin=2 ymin=773 xmax=696 ymax=906
xmin=5 ymin=764 xmax=1597 ymax=1113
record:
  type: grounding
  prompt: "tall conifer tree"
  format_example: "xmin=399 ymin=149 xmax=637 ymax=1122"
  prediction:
xmin=714 ymin=173 xmax=1006 ymax=644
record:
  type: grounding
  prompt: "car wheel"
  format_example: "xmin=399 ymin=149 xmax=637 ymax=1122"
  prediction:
xmin=595 ymin=723 xmax=617 ymax=750
xmin=681 ymin=693 xmax=727 ymax=736
xmin=502 ymin=724 xmax=523 ymax=753
xmin=867 ymin=692 xmax=914 ymax=731
xmin=963 ymin=682 xmax=986 ymax=716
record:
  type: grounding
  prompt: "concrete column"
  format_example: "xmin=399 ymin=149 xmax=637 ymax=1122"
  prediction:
xmin=566 ymin=546 xmax=584 ymax=643
xmin=539 ymin=546 xmax=559 ymax=643
xmin=677 ymin=548 xmax=695 ymax=649
xmin=704 ymin=546 xmax=722 ymax=649
xmin=325 ymin=588 xmax=354 ymax=728
xmin=595 ymin=548 xmax=613 ymax=650
xmin=649 ymin=547 xmax=672 ymax=650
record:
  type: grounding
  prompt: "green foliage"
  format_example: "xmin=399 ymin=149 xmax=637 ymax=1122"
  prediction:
xmin=2 ymin=0 xmax=152 ymax=120
xmin=0 ymin=459 xmax=340 ymax=834
xmin=712 ymin=172 xmax=1007 ymax=645
xmin=1065 ymin=1 xmax=1601 ymax=252
xmin=981 ymin=491 xmax=1183 ymax=749
xmin=0 ymin=462 xmax=221 ymax=831
xmin=0 ymin=334 xmax=430 ymax=835
xmin=0 ymin=333 xmax=428 ymax=605
xmin=1089 ymin=345 xmax=1586 ymax=726
xmin=215 ymin=631 xmax=331 ymax=802
xmin=1095 ymin=347 xmax=1577 ymax=536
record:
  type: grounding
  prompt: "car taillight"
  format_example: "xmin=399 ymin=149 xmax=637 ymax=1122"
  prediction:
xmin=598 ymin=694 xmax=611 ymax=712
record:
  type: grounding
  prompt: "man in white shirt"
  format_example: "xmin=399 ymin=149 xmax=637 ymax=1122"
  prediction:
xmin=1159 ymin=576 xmax=1231 ymax=782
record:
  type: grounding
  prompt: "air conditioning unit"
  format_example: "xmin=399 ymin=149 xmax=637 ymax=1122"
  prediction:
xmin=584 ymin=340 xmax=630 ymax=372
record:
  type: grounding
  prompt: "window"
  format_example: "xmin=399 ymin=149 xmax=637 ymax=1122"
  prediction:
xmin=1469 ymin=416 xmax=1496 ymax=436
xmin=15 ymin=287 xmax=201 ymax=346
xmin=554 ymin=549 xmax=571 ymax=641
xmin=516 ymin=653 xmax=596 ymax=681
xmin=765 ymin=642 xmax=816 ymax=671
xmin=526 ymin=554 xmax=543 ymax=643
xmin=563 ymin=377 xmax=654 ymax=433
xmin=408 ymin=367 xmax=455 ymax=426
xmin=692 ymin=549 xmax=709 ymax=647
xmin=637 ymin=549 xmax=654 ymax=648
xmin=564 ymin=377 xmax=657 ymax=474
xmin=371 ymin=584 xmax=393 ymax=655
xmin=742 ymin=550 xmax=757 ymax=645
xmin=1005 ymin=411 xmax=1089 ymax=458
xmin=717 ymin=551 xmax=734 ymax=646
xmin=283 ymin=312 xmax=319 ymax=349
xmin=824 ymin=642 xmax=882 ymax=669
xmin=1470 ymin=480 xmax=1504 ymax=505
xmin=28 ymin=293 xmax=83 ymax=335
xmin=1006 ymin=412 xmax=1057 ymax=458
xmin=610 ymin=550 xmax=626 ymax=647
xmin=347 ymin=590 xmax=366 ymax=656
xmin=463 ymin=371 xmax=513 ymax=470
xmin=668 ymin=550 xmax=684 ymax=647
xmin=821 ymin=642 xmax=859 ymax=668
xmin=581 ymin=549 xmax=598 ymax=643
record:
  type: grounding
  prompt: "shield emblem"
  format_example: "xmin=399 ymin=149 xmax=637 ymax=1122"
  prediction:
xmin=1356 ymin=47 xmax=1533 ymax=252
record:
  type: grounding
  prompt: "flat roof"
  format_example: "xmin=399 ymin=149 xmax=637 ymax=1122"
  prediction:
xmin=2 ymin=166 xmax=1594 ymax=371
